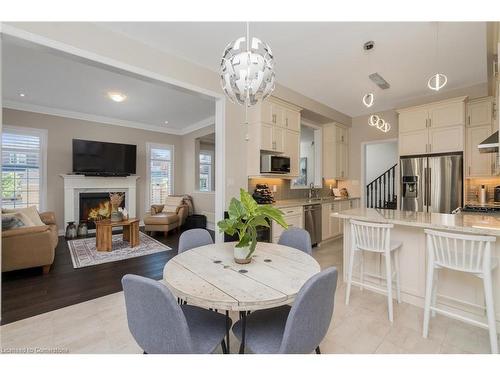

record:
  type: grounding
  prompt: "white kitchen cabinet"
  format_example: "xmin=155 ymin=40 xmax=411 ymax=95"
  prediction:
xmin=322 ymin=125 xmax=336 ymax=179
xmin=272 ymin=125 xmax=285 ymax=153
xmin=466 ymin=125 xmax=493 ymax=177
xmin=321 ymin=199 xmax=359 ymax=241
xmin=321 ymin=203 xmax=332 ymax=240
xmin=429 ymin=101 xmax=465 ymax=129
xmin=398 ymin=96 xmax=467 ymax=156
xmin=260 ymin=100 xmax=283 ymax=127
xmin=399 ymin=108 xmax=429 ymax=133
xmin=272 ymin=206 xmax=303 ymax=243
xmin=399 ymin=130 xmax=428 ymax=156
xmin=260 ymin=123 xmax=274 ymax=152
xmin=323 ymin=123 xmax=349 ymax=179
xmin=336 ymin=126 xmax=348 ymax=144
xmin=428 ymin=125 xmax=464 ymax=154
xmin=467 ymin=98 xmax=493 ymax=127
xmin=283 ymin=108 xmax=301 ymax=132
xmin=284 ymin=129 xmax=300 ymax=176
xmin=246 ymin=96 xmax=302 ymax=176
xmin=335 ymin=142 xmax=348 ymax=179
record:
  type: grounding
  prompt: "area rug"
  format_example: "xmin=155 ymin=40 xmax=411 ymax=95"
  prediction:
xmin=67 ymin=232 xmax=172 ymax=269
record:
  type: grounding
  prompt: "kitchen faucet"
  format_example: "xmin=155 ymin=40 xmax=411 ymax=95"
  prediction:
xmin=308 ymin=182 xmax=318 ymax=199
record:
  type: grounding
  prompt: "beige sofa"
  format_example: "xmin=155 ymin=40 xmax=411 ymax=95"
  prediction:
xmin=2 ymin=211 xmax=58 ymax=273
xmin=143 ymin=196 xmax=188 ymax=237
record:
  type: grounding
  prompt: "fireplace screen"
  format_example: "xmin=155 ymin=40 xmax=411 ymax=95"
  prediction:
xmin=79 ymin=192 xmax=125 ymax=229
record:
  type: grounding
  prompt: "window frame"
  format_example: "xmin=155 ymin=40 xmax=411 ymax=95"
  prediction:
xmin=146 ymin=142 xmax=174 ymax=210
xmin=1 ymin=125 xmax=48 ymax=211
xmin=198 ymin=150 xmax=213 ymax=192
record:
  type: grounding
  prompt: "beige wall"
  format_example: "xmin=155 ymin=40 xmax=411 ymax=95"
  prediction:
xmin=180 ymin=125 xmax=216 ymax=224
xmin=4 ymin=22 xmax=351 ymax=209
xmin=3 ymin=108 xmax=185 ymax=229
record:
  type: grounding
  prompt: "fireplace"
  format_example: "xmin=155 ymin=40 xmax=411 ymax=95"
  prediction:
xmin=79 ymin=192 xmax=125 ymax=229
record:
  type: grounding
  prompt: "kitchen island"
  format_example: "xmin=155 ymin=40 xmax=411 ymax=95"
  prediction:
xmin=334 ymin=208 xmax=500 ymax=329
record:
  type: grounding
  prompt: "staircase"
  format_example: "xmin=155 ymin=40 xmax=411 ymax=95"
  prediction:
xmin=366 ymin=164 xmax=397 ymax=210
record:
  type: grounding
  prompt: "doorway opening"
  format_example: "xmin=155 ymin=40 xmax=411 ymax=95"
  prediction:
xmin=363 ymin=140 xmax=398 ymax=209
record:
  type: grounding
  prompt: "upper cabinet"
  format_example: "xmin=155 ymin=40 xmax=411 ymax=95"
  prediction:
xmin=397 ymin=96 xmax=467 ymax=156
xmin=467 ymin=97 xmax=493 ymax=127
xmin=246 ymin=97 xmax=302 ymax=177
xmin=465 ymin=97 xmax=494 ymax=178
xmin=323 ymin=122 xmax=349 ymax=179
xmin=283 ymin=108 xmax=301 ymax=132
xmin=399 ymin=108 xmax=429 ymax=133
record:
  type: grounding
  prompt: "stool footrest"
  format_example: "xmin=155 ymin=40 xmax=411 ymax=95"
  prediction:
xmin=430 ymin=306 xmax=489 ymax=330
xmin=350 ymin=280 xmax=396 ymax=297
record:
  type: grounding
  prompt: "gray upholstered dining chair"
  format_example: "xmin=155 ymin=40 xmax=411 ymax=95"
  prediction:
xmin=178 ymin=228 xmax=214 ymax=254
xmin=122 ymin=274 xmax=230 ymax=354
xmin=278 ymin=227 xmax=313 ymax=255
xmin=232 ymin=267 xmax=338 ymax=354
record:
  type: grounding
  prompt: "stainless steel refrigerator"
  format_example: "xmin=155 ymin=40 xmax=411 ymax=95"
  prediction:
xmin=400 ymin=153 xmax=463 ymax=213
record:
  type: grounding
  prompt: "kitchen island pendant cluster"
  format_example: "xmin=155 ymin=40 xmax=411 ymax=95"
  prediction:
xmin=368 ymin=114 xmax=391 ymax=133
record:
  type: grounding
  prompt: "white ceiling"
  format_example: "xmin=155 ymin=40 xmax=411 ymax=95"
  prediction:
xmin=2 ymin=38 xmax=215 ymax=134
xmin=101 ymin=22 xmax=488 ymax=117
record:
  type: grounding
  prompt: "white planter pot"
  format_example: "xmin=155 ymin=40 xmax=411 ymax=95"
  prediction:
xmin=234 ymin=244 xmax=252 ymax=264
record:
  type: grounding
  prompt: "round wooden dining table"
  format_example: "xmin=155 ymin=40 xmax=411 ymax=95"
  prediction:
xmin=162 ymin=241 xmax=320 ymax=353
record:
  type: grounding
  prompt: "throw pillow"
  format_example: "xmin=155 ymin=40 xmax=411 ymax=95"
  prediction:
xmin=2 ymin=212 xmax=35 ymax=231
xmin=2 ymin=206 xmax=45 ymax=226
xmin=162 ymin=196 xmax=183 ymax=213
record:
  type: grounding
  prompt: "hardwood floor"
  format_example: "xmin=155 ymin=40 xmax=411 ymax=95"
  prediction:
xmin=1 ymin=228 xmax=214 ymax=325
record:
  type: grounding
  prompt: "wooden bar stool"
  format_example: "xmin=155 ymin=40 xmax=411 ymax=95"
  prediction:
xmin=423 ymin=229 xmax=498 ymax=354
xmin=345 ymin=219 xmax=402 ymax=322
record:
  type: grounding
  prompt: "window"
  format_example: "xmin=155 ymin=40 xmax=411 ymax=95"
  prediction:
xmin=1 ymin=126 xmax=47 ymax=210
xmin=147 ymin=143 xmax=173 ymax=206
xmin=199 ymin=152 xmax=212 ymax=192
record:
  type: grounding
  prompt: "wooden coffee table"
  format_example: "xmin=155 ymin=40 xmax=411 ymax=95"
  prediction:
xmin=95 ymin=218 xmax=140 ymax=252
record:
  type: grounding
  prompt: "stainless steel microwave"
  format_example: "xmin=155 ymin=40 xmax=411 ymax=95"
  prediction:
xmin=260 ymin=155 xmax=291 ymax=174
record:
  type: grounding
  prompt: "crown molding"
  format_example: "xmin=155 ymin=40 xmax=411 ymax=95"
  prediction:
xmin=3 ymin=100 xmax=214 ymax=136
xmin=180 ymin=116 xmax=215 ymax=135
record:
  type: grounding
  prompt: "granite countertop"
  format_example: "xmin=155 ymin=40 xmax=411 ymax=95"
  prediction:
xmin=334 ymin=207 xmax=500 ymax=236
xmin=271 ymin=196 xmax=360 ymax=209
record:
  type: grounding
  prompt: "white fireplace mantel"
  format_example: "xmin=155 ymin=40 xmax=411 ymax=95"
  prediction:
xmin=60 ymin=174 xmax=139 ymax=225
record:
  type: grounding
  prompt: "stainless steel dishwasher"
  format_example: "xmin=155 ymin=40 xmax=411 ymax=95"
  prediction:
xmin=304 ymin=204 xmax=322 ymax=246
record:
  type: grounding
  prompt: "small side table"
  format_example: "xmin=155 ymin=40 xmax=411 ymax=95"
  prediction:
xmin=95 ymin=218 xmax=140 ymax=252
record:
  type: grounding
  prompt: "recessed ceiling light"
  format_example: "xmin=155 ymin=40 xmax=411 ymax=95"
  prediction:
xmin=19 ymin=93 xmax=26 ymax=97
xmin=107 ymin=91 xmax=127 ymax=102
xmin=164 ymin=121 xmax=169 ymax=125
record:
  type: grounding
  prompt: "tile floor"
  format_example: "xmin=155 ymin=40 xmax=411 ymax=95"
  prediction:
xmin=0 ymin=239 xmax=497 ymax=354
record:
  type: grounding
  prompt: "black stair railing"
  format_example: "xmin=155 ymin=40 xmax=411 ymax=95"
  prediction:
xmin=366 ymin=164 xmax=398 ymax=210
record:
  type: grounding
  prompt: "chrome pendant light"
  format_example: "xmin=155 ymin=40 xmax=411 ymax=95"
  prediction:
xmin=427 ymin=22 xmax=447 ymax=92
xmin=220 ymin=22 xmax=275 ymax=107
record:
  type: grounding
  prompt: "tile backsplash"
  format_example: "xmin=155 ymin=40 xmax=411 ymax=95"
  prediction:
xmin=465 ymin=178 xmax=500 ymax=203
xmin=248 ymin=178 xmax=361 ymax=201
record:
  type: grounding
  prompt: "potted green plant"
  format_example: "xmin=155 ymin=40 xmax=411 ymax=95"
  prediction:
xmin=217 ymin=188 xmax=288 ymax=264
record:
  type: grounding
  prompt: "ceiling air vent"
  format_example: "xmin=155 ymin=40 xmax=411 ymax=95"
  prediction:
xmin=369 ymin=72 xmax=390 ymax=90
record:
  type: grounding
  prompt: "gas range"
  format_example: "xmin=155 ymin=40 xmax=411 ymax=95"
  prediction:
xmin=462 ymin=203 xmax=500 ymax=213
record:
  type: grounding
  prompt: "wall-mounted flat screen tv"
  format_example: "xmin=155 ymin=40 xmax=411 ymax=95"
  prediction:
xmin=72 ymin=139 xmax=137 ymax=176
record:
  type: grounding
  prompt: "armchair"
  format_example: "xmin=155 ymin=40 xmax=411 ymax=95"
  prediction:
xmin=2 ymin=211 xmax=58 ymax=273
xmin=143 ymin=196 xmax=188 ymax=237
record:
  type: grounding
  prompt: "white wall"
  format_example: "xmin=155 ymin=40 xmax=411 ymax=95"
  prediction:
xmin=365 ymin=142 xmax=398 ymax=184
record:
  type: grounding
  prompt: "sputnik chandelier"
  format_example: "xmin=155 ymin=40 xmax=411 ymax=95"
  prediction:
xmin=368 ymin=114 xmax=391 ymax=133
xmin=220 ymin=22 xmax=275 ymax=108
